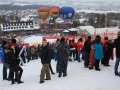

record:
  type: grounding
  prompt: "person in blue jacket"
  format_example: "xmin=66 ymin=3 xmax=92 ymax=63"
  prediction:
xmin=0 ymin=40 xmax=11 ymax=80
xmin=94 ymin=37 xmax=104 ymax=71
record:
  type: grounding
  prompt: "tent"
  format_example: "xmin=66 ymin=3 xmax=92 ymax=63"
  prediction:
xmin=76 ymin=26 xmax=95 ymax=35
xmin=63 ymin=30 xmax=69 ymax=32
xmin=68 ymin=28 xmax=78 ymax=31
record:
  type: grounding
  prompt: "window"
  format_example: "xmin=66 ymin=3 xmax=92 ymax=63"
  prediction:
xmin=3 ymin=28 xmax=5 ymax=30
xmin=22 ymin=26 xmax=24 ymax=28
xmin=8 ymin=27 xmax=10 ymax=29
xmin=14 ymin=27 xmax=16 ymax=29
xmin=25 ymin=26 xmax=28 ymax=28
xmin=30 ymin=26 xmax=33 ymax=28
xmin=19 ymin=27 xmax=21 ymax=28
xmin=11 ymin=27 xmax=13 ymax=29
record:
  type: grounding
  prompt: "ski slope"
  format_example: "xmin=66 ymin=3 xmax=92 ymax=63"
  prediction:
xmin=0 ymin=59 xmax=120 ymax=90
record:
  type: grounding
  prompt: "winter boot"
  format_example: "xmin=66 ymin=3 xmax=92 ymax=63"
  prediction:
xmin=17 ymin=75 xmax=24 ymax=84
xmin=11 ymin=79 xmax=15 ymax=85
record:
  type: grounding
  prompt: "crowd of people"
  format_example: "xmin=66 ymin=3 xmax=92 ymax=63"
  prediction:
xmin=1 ymin=30 xmax=50 ymax=38
xmin=0 ymin=31 xmax=120 ymax=84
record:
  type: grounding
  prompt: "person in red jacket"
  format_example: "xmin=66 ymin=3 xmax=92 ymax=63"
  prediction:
xmin=102 ymin=37 xmax=108 ymax=47
xmin=101 ymin=37 xmax=108 ymax=65
xmin=77 ymin=38 xmax=84 ymax=62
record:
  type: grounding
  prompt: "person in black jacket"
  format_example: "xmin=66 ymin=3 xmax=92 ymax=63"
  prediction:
xmin=39 ymin=39 xmax=51 ymax=83
xmin=113 ymin=31 xmax=120 ymax=76
xmin=57 ymin=37 xmax=70 ymax=78
xmin=5 ymin=42 xmax=23 ymax=85
xmin=11 ymin=39 xmax=22 ymax=82
xmin=84 ymin=36 xmax=91 ymax=68
xmin=103 ymin=39 xmax=113 ymax=66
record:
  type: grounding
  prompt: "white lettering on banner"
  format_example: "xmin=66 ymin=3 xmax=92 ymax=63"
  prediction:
xmin=60 ymin=14 xmax=67 ymax=18
xmin=63 ymin=14 xmax=67 ymax=18
xmin=68 ymin=13 xmax=72 ymax=17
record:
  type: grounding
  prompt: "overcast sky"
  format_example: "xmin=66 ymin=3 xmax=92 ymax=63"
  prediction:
xmin=12 ymin=0 xmax=120 ymax=2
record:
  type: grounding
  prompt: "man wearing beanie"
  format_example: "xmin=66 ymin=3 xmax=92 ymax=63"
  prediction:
xmin=84 ymin=36 xmax=92 ymax=68
xmin=113 ymin=31 xmax=120 ymax=76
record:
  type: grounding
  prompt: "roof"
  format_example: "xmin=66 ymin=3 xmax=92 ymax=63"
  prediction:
xmin=68 ymin=28 xmax=78 ymax=31
xmin=76 ymin=26 xmax=95 ymax=35
xmin=20 ymin=18 xmax=30 ymax=22
xmin=63 ymin=30 xmax=69 ymax=32
xmin=76 ymin=26 xmax=120 ymax=35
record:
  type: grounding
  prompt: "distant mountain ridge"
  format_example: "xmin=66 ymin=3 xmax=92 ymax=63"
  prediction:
xmin=0 ymin=0 xmax=120 ymax=10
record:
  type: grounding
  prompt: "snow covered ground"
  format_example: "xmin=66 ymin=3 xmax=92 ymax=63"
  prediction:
xmin=0 ymin=59 xmax=120 ymax=90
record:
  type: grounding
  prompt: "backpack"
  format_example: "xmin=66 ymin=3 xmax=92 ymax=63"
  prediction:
xmin=57 ymin=44 xmax=69 ymax=55
xmin=4 ymin=50 xmax=11 ymax=63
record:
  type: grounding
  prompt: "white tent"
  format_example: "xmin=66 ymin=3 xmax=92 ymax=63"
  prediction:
xmin=76 ymin=26 xmax=95 ymax=35
xmin=63 ymin=30 xmax=69 ymax=32
xmin=76 ymin=26 xmax=120 ymax=35
xmin=68 ymin=28 xmax=78 ymax=31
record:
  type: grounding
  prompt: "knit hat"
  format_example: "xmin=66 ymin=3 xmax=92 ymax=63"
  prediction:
xmin=117 ymin=31 xmax=120 ymax=36
xmin=60 ymin=37 xmax=65 ymax=42
xmin=11 ymin=39 xmax=16 ymax=44
xmin=2 ymin=40 xmax=7 ymax=45
xmin=8 ymin=42 xmax=15 ymax=48
xmin=108 ymin=39 xmax=112 ymax=43
xmin=88 ymin=36 xmax=91 ymax=40
xmin=104 ymin=37 xmax=108 ymax=40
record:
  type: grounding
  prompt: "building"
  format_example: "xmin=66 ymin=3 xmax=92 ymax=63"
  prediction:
xmin=0 ymin=21 xmax=40 ymax=32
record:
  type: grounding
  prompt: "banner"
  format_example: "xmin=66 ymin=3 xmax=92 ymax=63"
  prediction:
xmin=100 ymin=31 xmax=118 ymax=39
xmin=43 ymin=36 xmax=76 ymax=43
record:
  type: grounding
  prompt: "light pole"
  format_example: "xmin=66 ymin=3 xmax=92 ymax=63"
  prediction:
xmin=94 ymin=17 xmax=97 ymax=36
xmin=105 ymin=13 xmax=107 ymax=28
